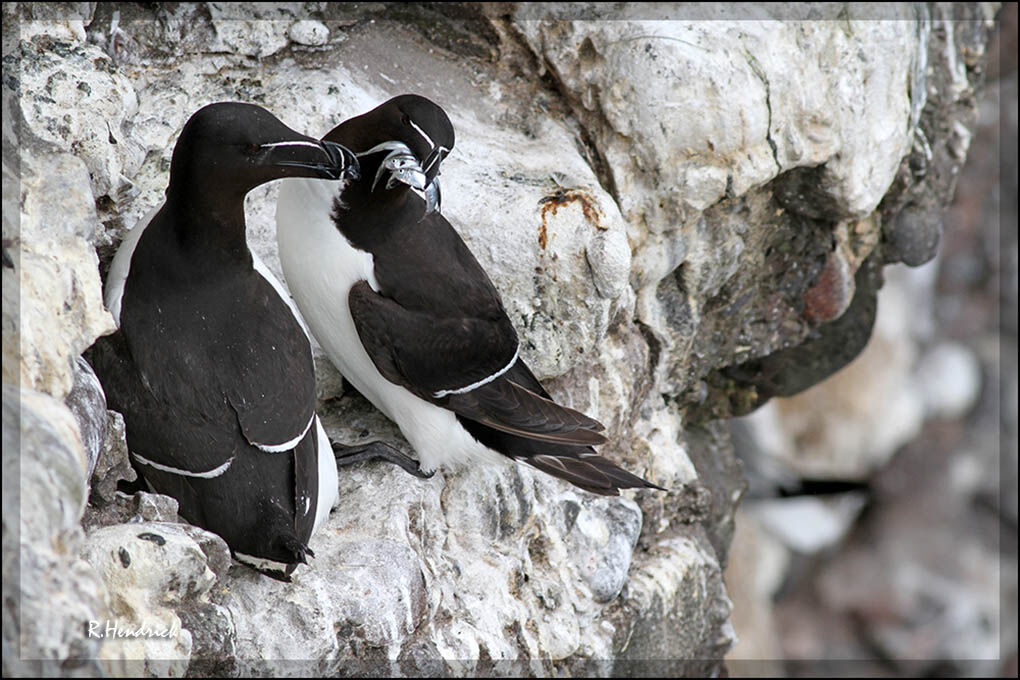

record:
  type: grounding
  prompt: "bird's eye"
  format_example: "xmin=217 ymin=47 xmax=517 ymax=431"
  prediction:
xmin=401 ymin=113 xmax=411 ymax=126
xmin=245 ymin=143 xmax=259 ymax=155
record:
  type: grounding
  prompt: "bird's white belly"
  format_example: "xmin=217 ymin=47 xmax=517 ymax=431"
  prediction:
xmin=312 ymin=416 xmax=338 ymax=533
xmin=106 ymin=202 xmax=163 ymax=327
xmin=276 ymin=178 xmax=505 ymax=472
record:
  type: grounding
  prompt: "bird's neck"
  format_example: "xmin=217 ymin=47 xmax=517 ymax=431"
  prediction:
xmin=162 ymin=181 xmax=252 ymax=267
xmin=334 ymin=180 xmax=422 ymax=252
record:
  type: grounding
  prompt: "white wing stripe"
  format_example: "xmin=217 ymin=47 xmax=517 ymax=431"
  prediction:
xmin=132 ymin=451 xmax=233 ymax=478
xmin=253 ymin=412 xmax=315 ymax=453
xmin=432 ymin=344 xmax=520 ymax=398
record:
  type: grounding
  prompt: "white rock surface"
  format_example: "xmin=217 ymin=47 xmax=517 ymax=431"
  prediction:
xmin=82 ymin=525 xmax=197 ymax=676
xmin=724 ymin=507 xmax=789 ymax=662
xmin=65 ymin=356 xmax=108 ymax=479
xmin=206 ymin=3 xmax=294 ymax=58
xmin=515 ymin=15 xmax=919 ymax=294
xmin=442 ymin=113 xmax=633 ymax=379
xmin=17 ymin=39 xmax=144 ymax=201
xmin=288 ymin=19 xmax=329 ymax=47
xmin=751 ymin=494 xmax=869 ymax=554
xmin=3 ymin=385 xmax=107 ymax=676
xmin=10 ymin=151 xmax=116 ymax=399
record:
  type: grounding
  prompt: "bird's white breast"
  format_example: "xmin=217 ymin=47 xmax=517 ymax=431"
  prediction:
xmin=312 ymin=416 xmax=338 ymax=533
xmin=106 ymin=203 xmax=163 ymax=327
xmin=275 ymin=178 xmax=505 ymax=472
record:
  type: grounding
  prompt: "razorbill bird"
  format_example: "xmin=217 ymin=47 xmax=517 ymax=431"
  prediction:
xmin=87 ymin=102 xmax=361 ymax=580
xmin=276 ymin=95 xmax=661 ymax=495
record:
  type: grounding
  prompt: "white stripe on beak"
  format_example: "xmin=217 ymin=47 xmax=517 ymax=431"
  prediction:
xmin=260 ymin=141 xmax=328 ymax=152
xmin=408 ymin=119 xmax=436 ymax=149
xmin=260 ymin=140 xmax=334 ymax=163
xmin=423 ymin=146 xmax=449 ymax=175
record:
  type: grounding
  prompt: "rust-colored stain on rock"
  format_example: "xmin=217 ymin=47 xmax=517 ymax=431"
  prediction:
xmin=537 ymin=188 xmax=605 ymax=250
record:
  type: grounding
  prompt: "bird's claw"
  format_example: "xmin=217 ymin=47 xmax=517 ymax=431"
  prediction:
xmin=332 ymin=440 xmax=433 ymax=480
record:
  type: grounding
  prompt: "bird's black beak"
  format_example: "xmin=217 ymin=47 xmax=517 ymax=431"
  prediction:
xmin=421 ymin=145 xmax=447 ymax=215
xmin=261 ymin=138 xmax=360 ymax=181
xmin=421 ymin=145 xmax=447 ymax=185
xmin=322 ymin=141 xmax=361 ymax=181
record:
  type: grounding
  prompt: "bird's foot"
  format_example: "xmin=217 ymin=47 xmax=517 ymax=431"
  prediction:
xmin=279 ymin=535 xmax=315 ymax=566
xmin=332 ymin=440 xmax=434 ymax=479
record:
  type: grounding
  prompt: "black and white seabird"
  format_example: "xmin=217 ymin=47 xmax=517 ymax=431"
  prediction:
xmin=87 ymin=102 xmax=361 ymax=579
xmin=276 ymin=95 xmax=661 ymax=495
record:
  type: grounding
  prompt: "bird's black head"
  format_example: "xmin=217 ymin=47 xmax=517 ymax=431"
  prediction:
xmin=167 ymin=102 xmax=360 ymax=203
xmin=324 ymin=94 xmax=454 ymax=214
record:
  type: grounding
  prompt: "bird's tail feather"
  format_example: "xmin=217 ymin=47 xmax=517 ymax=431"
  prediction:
xmin=523 ymin=452 xmax=664 ymax=496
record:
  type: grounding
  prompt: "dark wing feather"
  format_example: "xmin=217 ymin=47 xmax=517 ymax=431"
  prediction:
xmin=349 ymin=280 xmax=518 ymax=398
xmin=350 ymin=281 xmax=606 ymax=445
xmin=125 ymin=261 xmax=315 ymax=451
xmin=456 ymin=406 xmax=663 ymax=495
xmin=524 ymin=453 xmax=663 ymax=496
xmin=444 ymin=370 xmax=606 ymax=445
xmin=291 ymin=425 xmax=319 ymax=542
xmin=212 ymin=273 xmax=316 ymax=450
xmin=117 ymin=214 xmax=316 ymax=453
xmin=89 ymin=317 xmax=319 ymax=565
xmin=86 ymin=329 xmax=240 ymax=474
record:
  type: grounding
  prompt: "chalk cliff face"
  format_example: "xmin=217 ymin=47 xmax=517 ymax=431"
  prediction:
xmin=3 ymin=3 xmax=995 ymax=676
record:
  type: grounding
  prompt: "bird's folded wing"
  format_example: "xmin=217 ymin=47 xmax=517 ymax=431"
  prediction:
xmin=524 ymin=453 xmax=660 ymax=496
xmin=87 ymin=332 xmax=241 ymax=476
xmin=215 ymin=274 xmax=318 ymax=454
xmin=349 ymin=281 xmax=606 ymax=445
xmin=446 ymin=378 xmax=607 ymax=445
xmin=227 ymin=392 xmax=315 ymax=454
xmin=349 ymin=280 xmax=517 ymax=394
